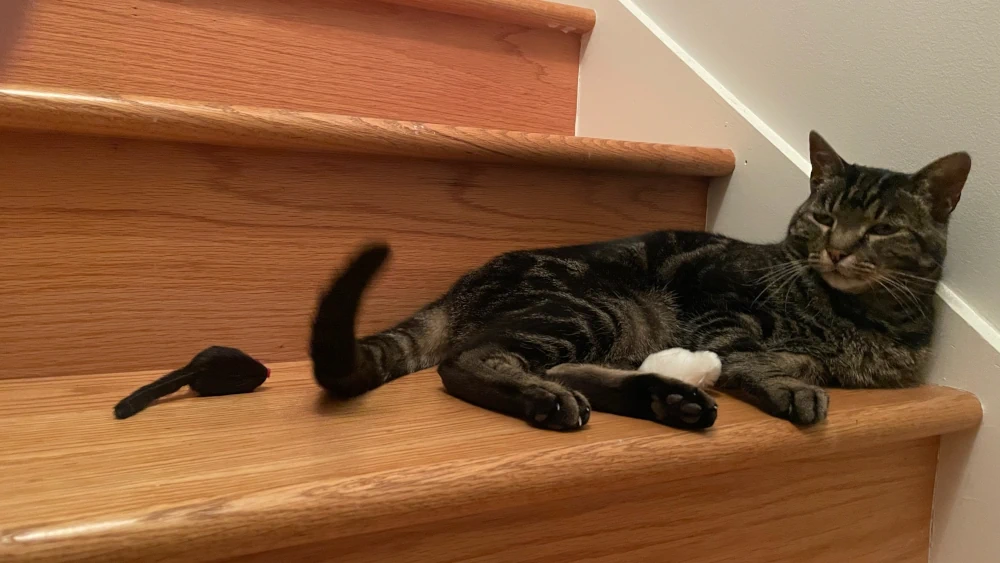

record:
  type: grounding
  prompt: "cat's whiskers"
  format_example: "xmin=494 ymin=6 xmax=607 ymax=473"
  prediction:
xmin=750 ymin=260 xmax=808 ymax=307
xmin=763 ymin=264 xmax=808 ymax=313
xmin=750 ymin=263 xmax=805 ymax=303
xmin=880 ymin=268 xmax=939 ymax=286
xmin=879 ymin=270 xmax=937 ymax=298
xmin=875 ymin=273 xmax=930 ymax=319
xmin=751 ymin=260 xmax=808 ymax=284
xmin=875 ymin=278 xmax=912 ymax=313
xmin=780 ymin=268 xmax=807 ymax=314
xmin=884 ymin=275 xmax=930 ymax=304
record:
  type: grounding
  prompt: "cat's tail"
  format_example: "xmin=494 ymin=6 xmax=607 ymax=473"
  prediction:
xmin=310 ymin=243 xmax=451 ymax=397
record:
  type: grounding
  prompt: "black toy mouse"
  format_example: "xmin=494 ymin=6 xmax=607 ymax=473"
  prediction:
xmin=113 ymin=346 xmax=269 ymax=419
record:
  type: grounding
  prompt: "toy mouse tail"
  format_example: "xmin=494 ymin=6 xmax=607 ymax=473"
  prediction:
xmin=113 ymin=367 xmax=195 ymax=419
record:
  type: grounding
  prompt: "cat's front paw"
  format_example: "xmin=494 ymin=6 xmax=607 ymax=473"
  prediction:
xmin=523 ymin=382 xmax=591 ymax=431
xmin=757 ymin=378 xmax=829 ymax=425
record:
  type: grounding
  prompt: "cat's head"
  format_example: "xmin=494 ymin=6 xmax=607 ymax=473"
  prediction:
xmin=787 ymin=131 xmax=970 ymax=294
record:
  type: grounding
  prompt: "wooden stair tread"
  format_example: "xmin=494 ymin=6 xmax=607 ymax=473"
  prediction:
xmin=0 ymin=87 xmax=735 ymax=177
xmin=0 ymin=363 xmax=981 ymax=562
xmin=7 ymin=0 xmax=583 ymax=133
xmin=379 ymin=0 xmax=596 ymax=33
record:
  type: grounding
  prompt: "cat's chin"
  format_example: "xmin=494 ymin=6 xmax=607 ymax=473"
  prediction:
xmin=821 ymin=271 xmax=873 ymax=294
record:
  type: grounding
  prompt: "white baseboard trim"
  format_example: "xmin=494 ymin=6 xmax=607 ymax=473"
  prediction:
xmin=937 ymin=284 xmax=1000 ymax=352
xmin=617 ymin=0 xmax=1000 ymax=354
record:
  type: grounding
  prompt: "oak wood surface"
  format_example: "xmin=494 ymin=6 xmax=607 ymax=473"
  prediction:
xmin=0 ymin=88 xmax=736 ymax=176
xmin=379 ymin=0 xmax=596 ymax=33
xmin=229 ymin=439 xmax=939 ymax=563
xmin=0 ymin=130 xmax=709 ymax=379
xmin=0 ymin=363 xmax=979 ymax=562
xmin=2 ymin=0 xmax=580 ymax=133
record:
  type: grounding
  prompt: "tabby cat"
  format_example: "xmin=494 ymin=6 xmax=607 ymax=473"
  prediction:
xmin=310 ymin=132 xmax=970 ymax=430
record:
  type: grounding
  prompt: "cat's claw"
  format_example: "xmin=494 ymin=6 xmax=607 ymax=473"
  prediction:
xmin=524 ymin=384 xmax=590 ymax=431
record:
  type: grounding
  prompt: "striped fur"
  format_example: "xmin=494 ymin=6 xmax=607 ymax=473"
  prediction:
xmin=311 ymin=132 xmax=970 ymax=430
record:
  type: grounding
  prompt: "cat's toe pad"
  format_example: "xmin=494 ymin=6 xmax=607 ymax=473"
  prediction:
xmin=646 ymin=376 xmax=717 ymax=429
xmin=639 ymin=348 xmax=722 ymax=388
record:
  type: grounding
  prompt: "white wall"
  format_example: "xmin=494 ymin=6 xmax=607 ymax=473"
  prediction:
xmin=564 ymin=1 xmax=999 ymax=561
xmin=565 ymin=0 xmax=809 ymax=242
xmin=635 ymin=0 xmax=1000 ymax=329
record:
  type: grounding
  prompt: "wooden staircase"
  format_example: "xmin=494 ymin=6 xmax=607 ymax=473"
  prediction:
xmin=0 ymin=1 xmax=981 ymax=562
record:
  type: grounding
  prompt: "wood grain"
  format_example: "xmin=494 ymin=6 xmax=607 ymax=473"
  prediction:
xmin=0 ymin=130 xmax=709 ymax=379
xmin=379 ymin=0 xmax=596 ymax=33
xmin=1 ymin=0 xmax=580 ymax=133
xmin=0 ymin=363 xmax=980 ymax=562
xmin=0 ymin=88 xmax=736 ymax=176
xmin=231 ymin=439 xmax=938 ymax=563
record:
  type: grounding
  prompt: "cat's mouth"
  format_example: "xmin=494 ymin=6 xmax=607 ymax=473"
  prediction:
xmin=820 ymin=270 xmax=874 ymax=293
xmin=811 ymin=254 xmax=877 ymax=293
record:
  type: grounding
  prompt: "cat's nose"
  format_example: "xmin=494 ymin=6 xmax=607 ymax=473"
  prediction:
xmin=827 ymin=249 xmax=846 ymax=263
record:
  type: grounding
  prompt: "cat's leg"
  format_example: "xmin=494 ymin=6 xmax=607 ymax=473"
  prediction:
xmin=716 ymin=351 xmax=829 ymax=425
xmin=545 ymin=363 xmax=717 ymax=430
xmin=688 ymin=317 xmax=830 ymax=425
xmin=438 ymin=344 xmax=591 ymax=431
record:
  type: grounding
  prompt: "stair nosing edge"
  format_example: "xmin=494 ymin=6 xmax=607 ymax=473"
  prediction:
xmin=0 ymin=87 xmax=736 ymax=178
xmin=378 ymin=0 xmax=596 ymax=34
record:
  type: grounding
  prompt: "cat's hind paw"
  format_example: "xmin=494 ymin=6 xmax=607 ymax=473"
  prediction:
xmin=644 ymin=374 xmax=718 ymax=429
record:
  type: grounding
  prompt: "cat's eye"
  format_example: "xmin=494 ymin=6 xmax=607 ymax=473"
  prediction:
xmin=868 ymin=223 xmax=900 ymax=236
xmin=811 ymin=212 xmax=835 ymax=227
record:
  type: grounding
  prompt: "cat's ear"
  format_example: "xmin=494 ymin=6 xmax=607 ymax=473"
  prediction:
xmin=808 ymin=131 xmax=845 ymax=192
xmin=913 ymin=152 xmax=971 ymax=222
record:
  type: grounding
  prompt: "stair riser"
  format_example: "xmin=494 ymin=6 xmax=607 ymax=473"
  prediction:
xmin=218 ymin=438 xmax=940 ymax=563
xmin=0 ymin=131 xmax=708 ymax=379
xmin=3 ymin=0 xmax=579 ymax=133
